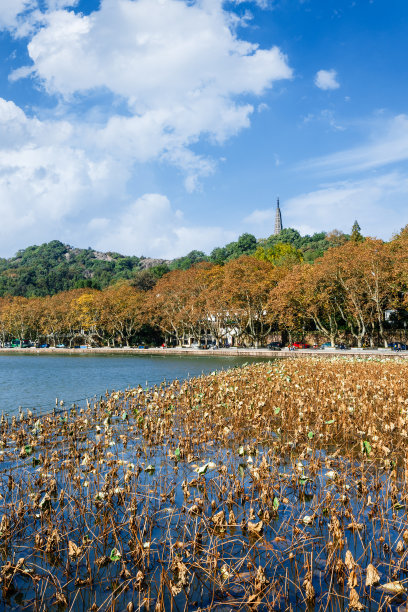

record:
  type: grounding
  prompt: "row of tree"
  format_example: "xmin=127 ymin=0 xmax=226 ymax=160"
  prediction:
xmin=1 ymin=227 xmax=407 ymax=348
xmin=0 ymin=227 xmax=351 ymax=297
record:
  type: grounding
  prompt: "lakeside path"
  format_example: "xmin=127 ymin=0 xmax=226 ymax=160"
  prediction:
xmin=0 ymin=346 xmax=407 ymax=358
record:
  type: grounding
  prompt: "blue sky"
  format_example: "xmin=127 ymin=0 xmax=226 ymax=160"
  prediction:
xmin=0 ymin=0 xmax=407 ymax=258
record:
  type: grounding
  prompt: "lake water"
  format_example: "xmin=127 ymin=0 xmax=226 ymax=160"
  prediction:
xmin=0 ymin=353 xmax=273 ymax=416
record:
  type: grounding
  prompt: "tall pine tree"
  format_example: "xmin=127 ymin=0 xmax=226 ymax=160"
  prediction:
xmin=351 ymin=221 xmax=364 ymax=243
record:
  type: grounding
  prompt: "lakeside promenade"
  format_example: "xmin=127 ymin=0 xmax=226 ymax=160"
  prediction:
xmin=0 ymin=346 xmax=406 ymax=358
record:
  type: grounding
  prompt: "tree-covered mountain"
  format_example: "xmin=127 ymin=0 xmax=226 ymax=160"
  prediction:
xmin=0 ymin=229 xmax=350 ymax=297
xmin=0 ymin=241 xmax=162 ymax=297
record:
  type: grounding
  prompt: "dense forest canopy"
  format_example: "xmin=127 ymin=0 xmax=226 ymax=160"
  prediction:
xmin=0 ymin=228 xmax=350 ymax=297
xmin=1 ymin=228 xmax=408 ymax=349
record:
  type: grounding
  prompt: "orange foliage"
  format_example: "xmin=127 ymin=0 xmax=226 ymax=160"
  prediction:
xmin=0 ymin=239 xmax=406 ymax=347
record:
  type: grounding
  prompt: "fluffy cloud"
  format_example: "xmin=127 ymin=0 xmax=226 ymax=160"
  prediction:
xmin=0 ymin=0 xmax=36 ymax=29
xmin=89 ymin=194 xmax=235 ymax=258
xmin=0 ymin=98 xmax=237 ymax=257
xmin=314 ymin=69 xmax=340 ymax=91
xmin=0 ymin=0 xmax=293 ymax=257
xmin=0 ymin=98 xmax=129 ymax=255
xmin=14 ymin=0 xmax=291 ymax=182
xmin=27 ymin=1 xmax=291 ymax=102
xmin=245 ymin=173 xmax=408 ymax=240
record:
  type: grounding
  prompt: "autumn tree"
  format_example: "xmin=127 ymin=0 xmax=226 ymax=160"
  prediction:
xmin=0 ymin=298 xmax=11 ymax=345
xmin=389 ymin=225 xmax=408 ymax=291
xmin=148 ymin=267 xmax=208 ymax=345
xmin=222 ymin=256 xmax=276 ymax=347
xmin=41 ymin=293 xmax=71 ymax=346
xmin=69 ymin=290 xmax=104 ymax=345
xmin=2 ymin=297 xmax=32 ymax=345
xmin=325 ymin=229 xmax=348 ymax=247
xmin=200 ymin=265 xmax=231 ymax=346
xmin=101 ymin=283 xmax=147 ymax=346
xmin=269 ymin=262 xmax=342 ymax=346
xmin=316 ymin=239 xmax=394 ymax=347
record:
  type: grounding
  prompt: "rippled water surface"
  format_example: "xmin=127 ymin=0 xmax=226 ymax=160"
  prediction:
xmin=0 ymin=353 xmax=272 ymax=415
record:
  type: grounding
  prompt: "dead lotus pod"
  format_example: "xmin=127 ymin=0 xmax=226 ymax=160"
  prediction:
xmin=55 ymin=592 xmax=68 ymax=607
xmin=348 ymin=569 xmax=358 ymax=589
xmin=254 ymin=565 xmax=268 ymax=592
xmin=396 ymin=540 xmax=405 ymax=555
xmin=248 ymin=520 xmax=264 ymax=535
xmin=35 ymin=533 xmax=44 ymax=548
xmin=0 ymin=515 xmax=10 ymax=537
xmin=135 ymin=570 xmax=144 ymax=589
xmin=347 ymin=522 xmax=364 ymax=531
xmin=45 ymin=529 xmax=60 ymax=553
xmin=345 ymin=550 xmax=355 ymax=571
xmin=349 ymin=588 xmax=364 ymax=610
xmin=365 ymin=564 xmax=380 ymax=587
xmin=303 ymin=578 xmax=315 ymax=602
xmin=211 ymin=510 xmax=227 ymax=529
xmin=68 ymin=540 xmax=81 ymax=559
xmin=120 ymin=564 xmax=131 ymax=580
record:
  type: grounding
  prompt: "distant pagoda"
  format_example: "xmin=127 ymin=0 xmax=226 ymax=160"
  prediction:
xmin=274 ymin=197 xmax=283 ymax=235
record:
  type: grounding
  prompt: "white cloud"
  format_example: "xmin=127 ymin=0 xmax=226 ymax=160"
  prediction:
xmin=314 ymin=69 xmax=340 ymax=91
xmin=231 ymin=0 xmax=270 ymax=7
xmin=0 ymin=0 xmax=293 ymax=256
xmin=302 ymin=114 xmax=408 ymax=175
xmin=0 ymin=0 xmax=36 ymax=30
xmin=90 ymin=194 xmax=235 ymax=258
xmin=301 ymin=109 xmax=344 ymax=131
xmin=246 ymin=113 xmax=408 ymax=242
xmin=26 ymin=1 xmax=291 ymax=102
xmin=285 ymin=173 xmax=408 ymax=238
xmin=13 ymin=0 xmax=291 ymax=183
xmin=45 ymin=0 xmax=79 ymax=9
xmin=244 ymin=208 xmax=276 ymax=225
xmin=0 ymin=99 xmax=128 ymax=255
xmin=257 ymin=102 xmax=269 ymax=113
xmin=0 ymin=98 xmax=236 ymax=258
xmin=245 ymin=173 xmax=408 ymax=240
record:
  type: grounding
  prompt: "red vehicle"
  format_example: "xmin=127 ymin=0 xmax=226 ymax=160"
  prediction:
xmin=290 ymin=342 xmax=310 ymax=349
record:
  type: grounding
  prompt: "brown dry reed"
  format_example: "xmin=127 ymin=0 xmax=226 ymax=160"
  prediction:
xmin=0 ymin=356 xmax=408 ymax=611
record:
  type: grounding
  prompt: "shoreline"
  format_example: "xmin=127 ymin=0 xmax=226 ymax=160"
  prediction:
xmin=0 ymin=346 xmax=406 ymax=358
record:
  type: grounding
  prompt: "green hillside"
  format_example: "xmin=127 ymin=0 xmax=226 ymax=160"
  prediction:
xmin=0 ymin=229 xmax=348 ymax=297
xmin=0 ymin=241 xmax=144 ymax=296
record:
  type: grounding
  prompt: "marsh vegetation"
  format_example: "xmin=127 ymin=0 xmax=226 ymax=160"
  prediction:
xmin=1 ymin=357 xmax=408 ymax=611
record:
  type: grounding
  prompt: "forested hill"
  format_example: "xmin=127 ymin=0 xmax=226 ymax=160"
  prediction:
xmin=0 ymin=229 xmax=348 ymax=297
xmin=0 ymin=241 xmax=162 ymax=297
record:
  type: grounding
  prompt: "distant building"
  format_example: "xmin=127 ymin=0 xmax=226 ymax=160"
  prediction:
xmin=274 ymin=197 xmax=283 ymax=235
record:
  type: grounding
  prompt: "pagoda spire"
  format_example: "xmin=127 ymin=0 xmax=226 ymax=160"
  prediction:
xmin=274 ymin=197 xmax=282 ymax=235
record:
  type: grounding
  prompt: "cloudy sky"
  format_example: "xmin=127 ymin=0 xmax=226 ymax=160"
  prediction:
xmin=0 ymin=0 xmax=407 ymax=258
